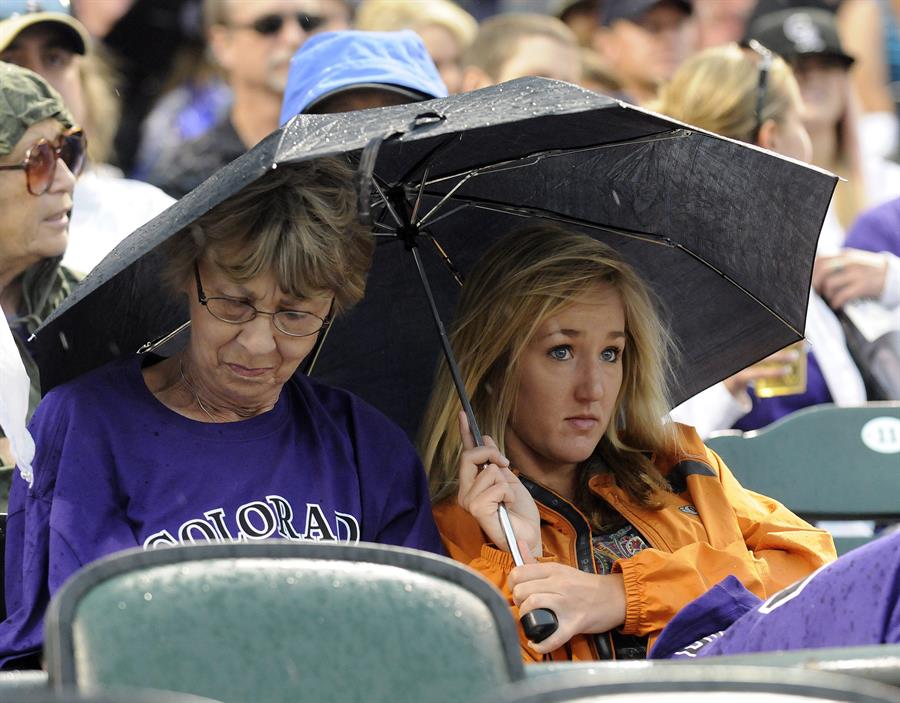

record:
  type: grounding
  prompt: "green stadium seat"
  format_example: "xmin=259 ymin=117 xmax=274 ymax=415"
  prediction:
xmin=43 ymin=542 xmax=525 ymax=703
xmin=11 ymin=686 xmax=222 ymax=703
xmin=706 ymin=403 xmax=900 ymax=554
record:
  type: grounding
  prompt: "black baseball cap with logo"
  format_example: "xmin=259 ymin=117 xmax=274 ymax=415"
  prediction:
xmin=745 ymin=7 xmax=854 ymax=67
xmin=600 ymin=0 xmax=692 ymax=26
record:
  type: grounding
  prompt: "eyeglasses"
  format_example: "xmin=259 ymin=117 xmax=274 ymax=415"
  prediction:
xmin=194 ymin=264 xmax=331 ymax=337
xmin=232 ymin=12 xmax=325 ymax=36
xmin=0 ymin=128 xmax=86 ymax=195
xmin=746 ymin=39 xmax=774 ymax=144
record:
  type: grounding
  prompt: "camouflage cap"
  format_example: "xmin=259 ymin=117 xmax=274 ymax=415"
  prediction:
xmin=0 ymin=60 xmax=73 ymax=156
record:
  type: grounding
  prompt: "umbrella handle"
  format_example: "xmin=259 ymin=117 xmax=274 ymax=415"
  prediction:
xmin=496 ymin=502 xmax=560 ymax=644
xmin=521 ymin=609 xmax=560 ymax=644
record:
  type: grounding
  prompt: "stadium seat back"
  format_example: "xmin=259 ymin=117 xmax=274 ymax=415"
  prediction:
xmin=44 ymin=542 xmax=524 ymax=703
xmin=706 ymin=403 xmax=900 ymax=552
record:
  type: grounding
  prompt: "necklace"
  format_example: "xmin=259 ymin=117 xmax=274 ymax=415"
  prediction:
xmin=178 ymin=359 xmax=224 ymax=423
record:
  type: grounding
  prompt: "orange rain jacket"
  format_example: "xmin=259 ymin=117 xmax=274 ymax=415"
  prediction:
xmin=433 ymin=424 xmax=837 ymax=663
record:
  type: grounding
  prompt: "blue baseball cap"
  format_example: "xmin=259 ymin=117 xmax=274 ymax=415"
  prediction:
xmin=279 ymin=30 xmax=448 ymax=125
xmin=0 ymin=0 xmax=91 ymax=55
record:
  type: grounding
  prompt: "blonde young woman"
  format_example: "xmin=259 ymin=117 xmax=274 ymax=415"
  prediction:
xmin=419 ymin=223 xmax=835 ymax=663
xmin=655 ymin=44 xmax=868 ymax=437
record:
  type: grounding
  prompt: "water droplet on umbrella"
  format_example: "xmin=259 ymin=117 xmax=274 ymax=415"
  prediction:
xmin=58 ymin=332 xmax=68 ymax=351
xmin=117 ymin=602 xmax=127 ymax=610
xmin=143 ymin=592 xmax=153 ymax=601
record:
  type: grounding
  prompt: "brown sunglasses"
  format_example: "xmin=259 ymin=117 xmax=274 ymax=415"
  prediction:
xmin=0 ymin=128 xmax=87 ymax=195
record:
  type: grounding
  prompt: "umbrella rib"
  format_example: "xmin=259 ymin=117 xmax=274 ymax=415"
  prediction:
xmin=414 ymin=129 xmax=690 ymax=229
xmin=370 ymin=179 xmax=404 ymax=227
xmin=448 ymin=197 xmax=676 ymax=247
xmin=419 ymin=129 xmax=691 ymax=190
xmin=415 ymin=171 xmax=479 ymax=228
xmin=410 ymin=163 xmax=432 ymax=224
xmin=460 ymin=198 xmax=804 ymax=336
xmin=416 ymin=202 xmax=474 ymax=229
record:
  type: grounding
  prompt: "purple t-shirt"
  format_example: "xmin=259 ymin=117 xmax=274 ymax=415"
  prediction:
xmin=0 ymin=357 xmax=443 ymax=667
xmin=651 ymin=532 xmax=900 ymax=658
xmin=844 ymin=197 xmax=900 ymax=256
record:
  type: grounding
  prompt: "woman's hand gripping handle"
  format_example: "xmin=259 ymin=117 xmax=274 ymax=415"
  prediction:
xmin=456 ymin=412 xmax=559 ymax=643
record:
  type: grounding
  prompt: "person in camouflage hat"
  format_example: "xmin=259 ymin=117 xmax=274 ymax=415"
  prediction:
xmin=0 ymin=61 xmax=84 ymax=496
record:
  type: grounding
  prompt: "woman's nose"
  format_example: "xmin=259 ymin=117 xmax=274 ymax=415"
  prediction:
xmin=237 ymin=314 xmax=278 ymax=354
xmin=49 ymin=156 xmax=77 ymax=194
xmin=574 ymin=362 xmax=605 ymax=401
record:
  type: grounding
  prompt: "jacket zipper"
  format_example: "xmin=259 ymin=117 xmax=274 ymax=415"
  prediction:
xmin=518 ymin=476 xmax=614 ymax=660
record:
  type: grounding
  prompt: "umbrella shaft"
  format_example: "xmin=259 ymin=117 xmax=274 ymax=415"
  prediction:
xmin=409 ymin=245 xmax=524 ymax=567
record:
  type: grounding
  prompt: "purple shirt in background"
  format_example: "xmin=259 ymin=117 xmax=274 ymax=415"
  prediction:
xmin=844 ymin=197 xmax=900 ymax=256
xmin=0 ymin=357 xmax=443 ymax=667
xmin=651 ymin=532 xmax=900 ymax=658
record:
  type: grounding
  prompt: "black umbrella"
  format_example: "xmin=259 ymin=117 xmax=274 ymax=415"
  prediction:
xmin=33 ymin=77 xmax=836 ymax=642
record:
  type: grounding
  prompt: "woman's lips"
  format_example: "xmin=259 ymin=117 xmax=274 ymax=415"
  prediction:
xmin=43 ymin=212 xmax=69 ymax=227
xmin=566 ymin=416 xmax=599 ymax=430
xmin=226 ymin=363 xmax=270 ymax=378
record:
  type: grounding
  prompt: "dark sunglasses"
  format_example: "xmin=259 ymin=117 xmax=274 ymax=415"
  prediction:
xmin=746 ymin=39 xmax=774 ymax=144
xmin=0 ymin=128 xmax=86 ymax=195
xmin=235 ymin=12 xmax=325 ymax=36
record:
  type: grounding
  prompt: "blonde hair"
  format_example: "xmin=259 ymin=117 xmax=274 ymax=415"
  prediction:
xmin=355 ymin=0 xmax=478 ymax=48
xmin=419 ymin=223 xmax=678 ymax=519
xmin=464 ymin=13 xmax=578 ymax=80
xmin=78 ymin=49 xmax=120 ymax=165
xmin=162 ymin=158 xmax=373 ymax=316
xmin=653 ymin=43 xmax=799 ymax=143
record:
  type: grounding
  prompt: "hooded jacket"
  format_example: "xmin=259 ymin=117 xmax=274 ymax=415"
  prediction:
xmin=433 ymin=423 xmax=836 ymax=663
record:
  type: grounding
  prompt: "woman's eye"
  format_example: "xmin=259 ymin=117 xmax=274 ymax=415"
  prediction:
xmin=601 ymin=347 xmax=621 ymax=363
xmin=279 ymin=310 xmax=309 ymax=322
xmin=43 ymin=49 xmax=74 ymax=70
xmin=549 ymin=346 xmax=572 ymax=361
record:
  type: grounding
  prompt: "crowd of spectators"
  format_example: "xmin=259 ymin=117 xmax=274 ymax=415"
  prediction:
xmin=0 ymin=0 xmax=898 ymax=676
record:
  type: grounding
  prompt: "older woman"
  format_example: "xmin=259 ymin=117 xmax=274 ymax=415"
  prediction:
xmin=0 ymin=157 xmax=443 ymax=668
xmin=0 ymin=62 xmax=84 ymax=479
xmin=420 ymin=223 xmax=836 ymax=663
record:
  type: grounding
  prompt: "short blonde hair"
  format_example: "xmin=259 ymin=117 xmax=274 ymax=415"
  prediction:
xmin=354 ymin=0 xmax=477 ymax=48
xmin=163 ymin=158 xmax=373 ymax=316
xmin=419 ymin=223 xmax=678 ymax=511
xmin=653 ymin=43 xmax=800 ymax=143
xmin=464 ymin=13 xmax=578 ymax=80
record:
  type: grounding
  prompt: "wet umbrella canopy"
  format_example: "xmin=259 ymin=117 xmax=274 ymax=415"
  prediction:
xmin=35 ymin=77 xmax=836 ymax=439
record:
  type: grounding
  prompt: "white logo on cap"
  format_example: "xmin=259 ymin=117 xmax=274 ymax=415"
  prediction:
xmin=783 ymin=12 xmax=826 ymax=53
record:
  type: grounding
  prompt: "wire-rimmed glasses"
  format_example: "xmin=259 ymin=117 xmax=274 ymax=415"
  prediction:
xmin=194 ymin=263 xmax=330 ymax=337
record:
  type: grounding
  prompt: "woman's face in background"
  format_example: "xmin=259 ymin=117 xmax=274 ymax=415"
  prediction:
xmin=0 ymin=119 xmax=76 ymax=276
xmin=792 ymin=55 xmax=847 ymax=130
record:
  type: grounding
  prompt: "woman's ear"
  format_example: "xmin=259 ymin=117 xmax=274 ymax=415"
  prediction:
xmin=756 ymin=118 xmax=779 ymax=151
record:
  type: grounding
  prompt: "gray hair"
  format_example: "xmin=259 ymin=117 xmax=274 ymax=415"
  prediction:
xmin=162 ymin=158 xmax=373 ymax=316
